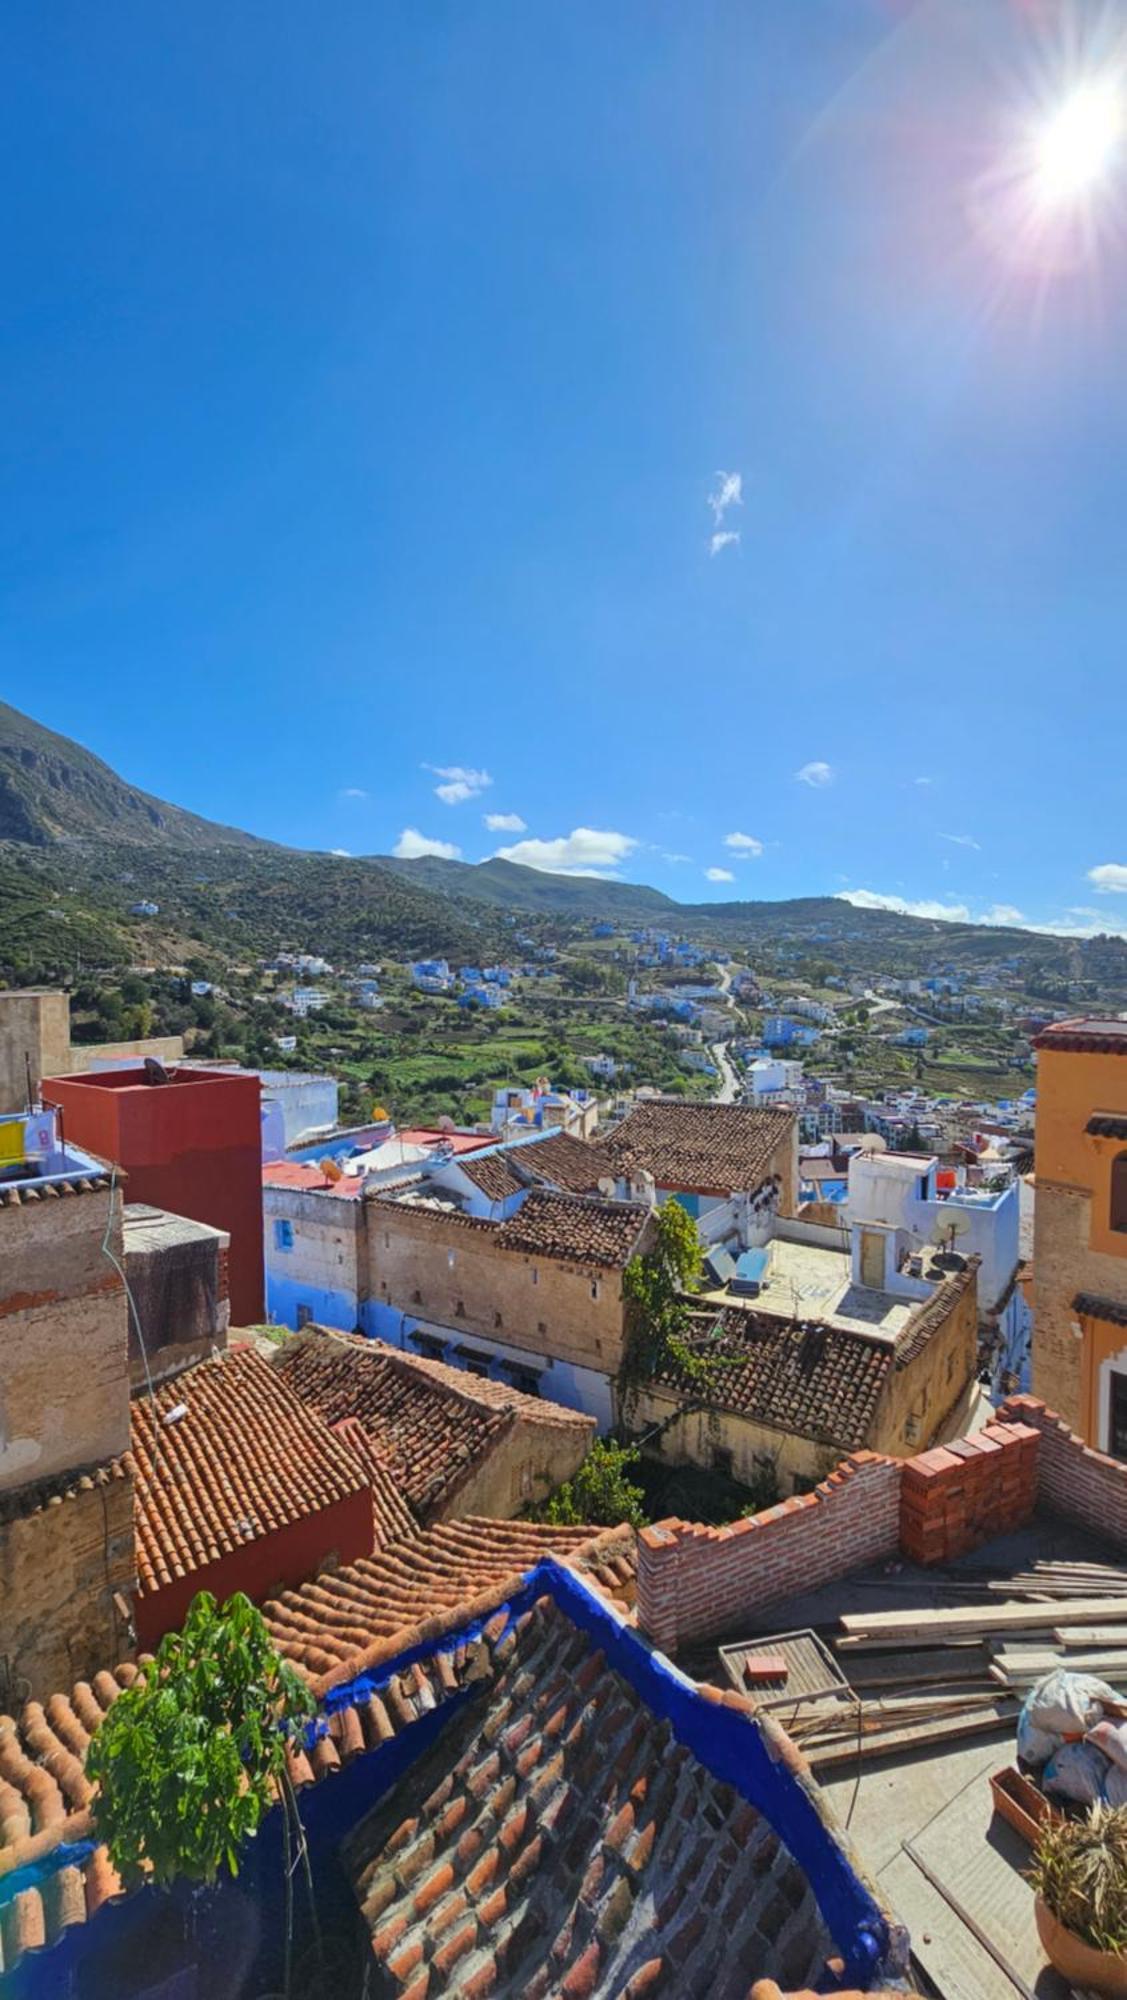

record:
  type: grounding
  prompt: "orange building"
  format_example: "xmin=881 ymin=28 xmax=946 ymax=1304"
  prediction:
xmin=1032 ymin=1019 xmax=1127 ymax=1450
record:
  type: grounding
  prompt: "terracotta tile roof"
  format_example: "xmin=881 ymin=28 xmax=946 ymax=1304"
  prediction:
xmin=598 ymin=1101 xmax=795 ymax=1196
xmin=129 ymin=1349 xmax=369 ymax=1598
xmin=1075 ymin=1291 xmax=1127 ymax=1329
xmin=494 ymin=1188 xmax=650 ymax=1268
xmin=458 ymin=1151 xmax=527 ymax=1202
xmin=0 ymin=1532 xmax=635 ymax=1975
xmin=342 ymin=1591 xmax=835 ymax=1997
xmin=512 ymin=1130 xmax=604 ymax=1193
xmin=892 ymin=1258 xmax=978 ymax=1368
xmin=656 ymin=1306 xmax=893 ymax=1453
xmin=326 ymin=1415 xmax=421 ymax=1548
xmin=262 ymin=1522 xmax=637 ymax=1686
xmin=1087 ymin=1113 xmax=1127 ymax=1140
xmin=275 ymin=1330 xmax=521 ymax=1518
xmin=0 ymin=1171 xmax=112 ymax=1211
xmin=0 ymin=1454 xmax=130 ymax=1526
xmin=1035 ymin=1017 xmax=1127 ymax=1055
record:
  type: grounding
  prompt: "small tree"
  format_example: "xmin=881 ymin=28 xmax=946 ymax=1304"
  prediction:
xmin=621 ymin=1200 xmax=703 ymax=1390
xmin=540 ymin=1437 xmax=647 ymax=1529
xmin=88 ymin=1591 xmax=314 ymax=1889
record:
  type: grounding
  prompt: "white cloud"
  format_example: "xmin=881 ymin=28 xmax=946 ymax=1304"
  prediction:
xmin=338 ymin=786 xmax=368 ymax=800
xmin=1090 ymin=863 xmax=1127 ymax=894
xmin=493 ymin=828 xmax=638 ymax=878
xmin=838 ymin=889 xmax=972 ymax=922
xmin=709 ymin=530 xmax=740 ymax=557
xmin=914 ymin=776 xmax=933 ymax=787
xmin=424 ymin=764 xmax=492 ymax=805
xmin=707 ymin=470 xmax=743 ymax=524
xmin=330 ymin=848 xmax=351 ymax=858
xmin=724 ymin=831 xmax=763 ymax=857
xmin=393 ymin=828 xmax=462 ymax=861
xmin=796 ymin=760 xmax=834 ymax=788
xmin=982 ymin=903 xmax=1025 ymax=926
xmin=940 ymin=833 xmax=981 ymax=850
xmin=705 ymin=867 xmax=736 ymax=883
xmin=483 ymin=812 xmax=527 ymax=833
xmin=662 ymin=851 xmax=691 ymax=864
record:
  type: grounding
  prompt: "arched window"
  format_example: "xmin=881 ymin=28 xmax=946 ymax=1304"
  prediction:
xmin=1112 ymin=1152 xmax=1127 ymax=1235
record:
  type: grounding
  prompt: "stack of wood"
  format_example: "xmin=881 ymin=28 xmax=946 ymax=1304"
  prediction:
xmin=797 ymin=1590 xmax=1127 ymax=1767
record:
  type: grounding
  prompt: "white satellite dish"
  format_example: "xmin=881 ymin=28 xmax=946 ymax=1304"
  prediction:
xmin=597 ymin=1176 xmax=617 ymax=1198
xmin=859 ymin=1133 xmax=888 ymax=1154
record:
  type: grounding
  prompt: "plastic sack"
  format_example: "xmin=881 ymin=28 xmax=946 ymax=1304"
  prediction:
xmin=1017 ymin=1690 xmax=1061 ymax=1770
xmin=1028 ymin=1668 xmax=1120 ymax=1737
xmin=1088 ymin=1718 xmax=1127 ymax=1773
xmin=1042 ymin=1740 xmax=1109 ymax=1806
xmin=1107 ymin=1763 xmax=1127 ymax=1808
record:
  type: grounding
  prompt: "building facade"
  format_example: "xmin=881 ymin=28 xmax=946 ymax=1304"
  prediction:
xmin=1031 ymin=1019 xmax=1127 ymax=1449
xmin=42 ymin=1063 xmax=265 ymax=1323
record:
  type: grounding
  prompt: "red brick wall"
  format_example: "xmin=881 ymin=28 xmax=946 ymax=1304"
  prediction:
xmin=132 ymin=1484 xmax=372 ymax=1650
xmin=899 ymin=1423 xmax=1040 ymax=1566
xmin=1001 ymin=1392 xmax=1127 ymax=1549
xmin=637 ymin=1452 xmax=902 ymax=1655
xmin=636 ymin=1418 xmax=1043 ymax=1655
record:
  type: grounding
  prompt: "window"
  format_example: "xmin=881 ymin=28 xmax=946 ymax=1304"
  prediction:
xmin=455 ymin=1299 xmax=466 ymax=1318
xmin=537 ymin=1319 xmax=547 ymax=1335
xmin=274 ymin=1219 xmax=294 ymax=1252
xmin=1112 ymin=1152 xmax=1127 ymax=1235
xmin=493 ymin=1310 xmax=503 ymax=1330
xmin=590 ymin=1280 xmax=600 ymax=1301
xmin=411 ymin=1288 xmax=423 ymax=1306
xmin=296 ymin=1303 xmax=312 ymax=1329
xmin=711 ymin=1445 xmax=734 ymax=1478
xmin=531 ymin=1267 xmax=539 ymax=1286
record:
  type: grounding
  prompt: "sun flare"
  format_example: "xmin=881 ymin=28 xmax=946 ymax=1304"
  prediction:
xmin=1033 ymin=78 xmax=1124 ymax=207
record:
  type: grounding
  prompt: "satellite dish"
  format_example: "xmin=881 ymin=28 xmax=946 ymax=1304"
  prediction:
xmin=859 ymin=1133 xmax=888 ymax=1154
xmin=320 ymin=1157 xmax=342 ymax=1181
xmin=597 ymin=1176 xmax=617 ymax=1198
xmin=437 ymin=1114 xmax=456 ymax=1134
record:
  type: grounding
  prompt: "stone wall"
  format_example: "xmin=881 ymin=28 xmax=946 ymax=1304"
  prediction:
xmin=0 ymin=1185 xmax=130 ymax=1491
xmin=0 ymin=988 xmax=70 ymax=1107
xmin=869 ymin=1263 xmax=980 ymax=1456
xmin=263 ymin=1183 xmax=369 ymax=1332
xmin=367 ymin=1200 xmax=638 ymax=1380
xmin=0 ymin=1462 xmax=134 ymax=1699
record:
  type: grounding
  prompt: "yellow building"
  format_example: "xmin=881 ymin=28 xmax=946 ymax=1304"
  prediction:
xmin=1032 ymin=1019 xmax=1127 ymax=1449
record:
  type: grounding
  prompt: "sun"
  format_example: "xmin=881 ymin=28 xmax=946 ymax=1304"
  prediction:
xmin=1032 ymin=78 xmax=1124 ymax=207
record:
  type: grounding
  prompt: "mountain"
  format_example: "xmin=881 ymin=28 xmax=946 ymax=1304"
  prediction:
xmin=0 ymin=700 xmax=268 ymax=850
xmin=377 ymin=854 xmax=677 ymax=921
xmin=1 ymin=702 xmax=1125 ymax=1002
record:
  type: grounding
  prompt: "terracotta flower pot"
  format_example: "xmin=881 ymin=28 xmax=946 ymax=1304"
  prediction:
xmin=1035 ymin=1895 xmax=1127 ymax=1997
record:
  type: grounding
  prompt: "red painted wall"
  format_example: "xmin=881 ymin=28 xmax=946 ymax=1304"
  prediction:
xmin=43 ymin=1067 xmax=265 ymax=1323
xmin=132 ymin=1484 xmax=373 ymax=1651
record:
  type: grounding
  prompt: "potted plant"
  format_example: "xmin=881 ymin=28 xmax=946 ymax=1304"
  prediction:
xmin=1029 ymin=1804 xmax=1127 ymax=1996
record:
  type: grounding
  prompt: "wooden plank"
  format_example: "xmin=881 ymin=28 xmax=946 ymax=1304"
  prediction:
xmin=839 ymin=1596 xmax=1127 ymax=1642
xmin=805 ymin=1703 xmax=1016 ymax=1770
xmin=993 ymin=1648 xmax=1127 ymax=1678
xmin=1055 ymin=1626 xmax=1127 ymax=1647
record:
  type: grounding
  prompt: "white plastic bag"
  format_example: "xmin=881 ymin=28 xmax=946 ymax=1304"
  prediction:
xmin=1017 ymin=1690 xmax=1060 ymax=1769
xmin=1087 ymin=1718 xmax=1127 ymax=1773
xmin=1028 ymin=1668 xmax=1120 ymax=1736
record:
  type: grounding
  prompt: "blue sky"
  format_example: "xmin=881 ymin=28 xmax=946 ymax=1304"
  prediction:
xmin=4 ymin=1 xmax=1126 ymax=935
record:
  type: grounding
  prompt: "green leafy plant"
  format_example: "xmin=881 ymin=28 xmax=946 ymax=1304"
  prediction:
xmin=1029 ymin=1804 xmax=1127 ymax=1955
xmin=540 ymin=1437 xmax=647 ymax=1529
xmin=88 ymin=1591 xmax=315 ymax=1889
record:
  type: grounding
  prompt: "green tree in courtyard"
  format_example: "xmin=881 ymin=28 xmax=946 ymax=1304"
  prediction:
xmin=540 ymin=1437 xmax=647 ymax=1529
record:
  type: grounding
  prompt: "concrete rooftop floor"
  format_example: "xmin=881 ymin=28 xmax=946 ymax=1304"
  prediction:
xmin=680 ymin=1513 xmax=1127 ymax=1999
xmin=700 ymin=1235 xmax=917 ymax=1340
